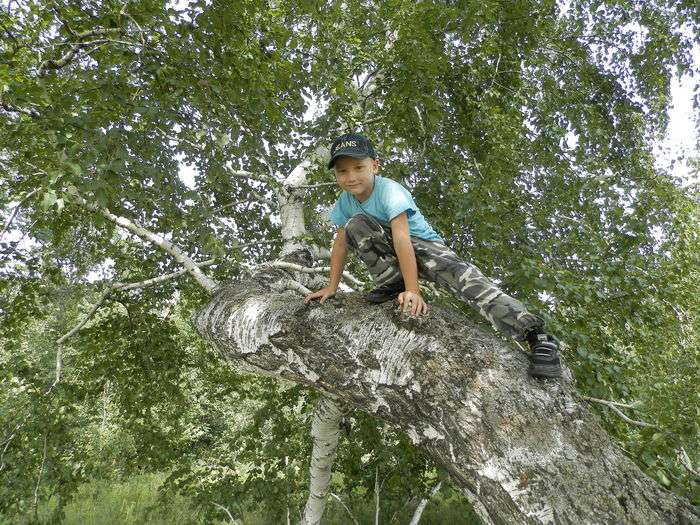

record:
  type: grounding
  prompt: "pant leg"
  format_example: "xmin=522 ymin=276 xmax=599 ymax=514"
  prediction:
xmin=344 ymin=214 xmax=403 ymax=287
xmin=411 ymin=238 xmax=543 ymax=340
xmin=344 ymin=213 xmax=542 ymax=340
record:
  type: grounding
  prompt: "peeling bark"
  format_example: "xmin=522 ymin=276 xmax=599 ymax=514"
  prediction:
xmin=301 ymin=397 xmax=344 ymax=525
xmin=193 ymin=277 xmax=699 ymax=524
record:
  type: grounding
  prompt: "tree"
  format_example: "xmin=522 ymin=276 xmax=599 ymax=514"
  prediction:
xmin=1 ymin=0 xmax=698 ymax=522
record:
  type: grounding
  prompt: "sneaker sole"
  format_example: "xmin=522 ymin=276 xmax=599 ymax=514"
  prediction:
xmin=366 ymin=294 xmax=400 ymax=304
xmin=528 ymin=363 xmax=562 ymax=379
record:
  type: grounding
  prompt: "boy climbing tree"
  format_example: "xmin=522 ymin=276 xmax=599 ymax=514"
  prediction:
xmin=304 ymin=133 xmax=562 ymax=378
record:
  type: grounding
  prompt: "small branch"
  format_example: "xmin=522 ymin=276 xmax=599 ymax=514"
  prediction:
xmin=294 ymin=182 xmax=338 ymax=189
xmin=38 ymin=28 xmax=127 ymax=74
xmin=265 ymin=261 xmax=364 ymax=288
xmin=582 ymin=396 xmax=657 ymax=428
xmin=71 ymin=192 xmax=218 ymax=293
xmin=676 ymin=448 xmax=699 ymax=480
xmin=329 ymin=493 xmax=359 ymax=525
xmin=0 ymin=189 xmax=37 ymax=242
xmin=408 ymin=479 xmax=443 ymax=525
xmin=55 ymin=289 xmax=111 ymax=345
xmin=57 ymin=259 xmax=217 ymax=345
xmin=223 ymin=163 xmax=279 ymax=187
xmin=278 ymin=279 xmax=312 ymax=296
xmin=0 ymin=101 xmax=40 ymax=117
xmin=113 ymin=259 xmax=216 ymax=291
xmin=211 ymin=502 xmax=236 ymax=523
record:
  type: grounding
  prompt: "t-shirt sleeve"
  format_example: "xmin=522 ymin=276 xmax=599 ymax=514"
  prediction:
xmin=329 ymin=197 xmax=349 ymax=227
xmin=382 ymin=182 xmax=417 ymax=221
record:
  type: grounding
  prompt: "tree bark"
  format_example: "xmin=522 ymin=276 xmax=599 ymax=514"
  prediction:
xmin=193 ymin=276 xmax=699 ymax=524
xmin=301 ymin=397 xmax=344 ymax=525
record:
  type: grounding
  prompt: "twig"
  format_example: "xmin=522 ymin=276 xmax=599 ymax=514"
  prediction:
xmin=582 ymin=396 xmax=657 ymax=428
xmin=278 ymin=279 xmax=312 ymax=296
xmin=223 ymin=163 xmax=278 ymax=186
xmin=264 ymin=261 xmax=364 ymax=288
xmin=329 ymin=493 xmax=360 ymax=525
xmin=113 ymin=259 xmax=216 ymax=291
xmin=38 ymin=28 xmax=124 ymax=74
xmin=0 ymin=189 xmax=37 ymax=242
xmin=211 ymin=502 xmax=236 ymax=523
xmin=676 ymin=447 xmax=699 ymax=479
xmin=294 ymin=182 xmax=338 ymax=189
xmin=57 ymin=259 xmax=217 ymax=344
xmin=55 ymin=289 xmax=111 ymax=345
xmin=408 ymin=479 xmax=443 ymax=525
xmin=71 ymin=192 xmax=218 ymax=293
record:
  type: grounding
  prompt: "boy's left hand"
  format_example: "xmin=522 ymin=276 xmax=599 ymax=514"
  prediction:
xmin=398 ymin=290 xmax=428 ymax=317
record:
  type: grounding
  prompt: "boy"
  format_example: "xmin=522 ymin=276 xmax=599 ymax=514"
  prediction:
xmin=303 ymin=133 xmax=561 ymax=379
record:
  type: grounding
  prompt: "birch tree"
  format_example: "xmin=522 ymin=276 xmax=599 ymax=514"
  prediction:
xmin=1 ymin=0 xmax=699 ymax=522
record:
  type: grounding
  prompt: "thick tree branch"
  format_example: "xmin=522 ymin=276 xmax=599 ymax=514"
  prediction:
xmin=301 ymin=397 xmax=344 ymax=525
xmin=194 ymin=283 xmax=699 ymax=524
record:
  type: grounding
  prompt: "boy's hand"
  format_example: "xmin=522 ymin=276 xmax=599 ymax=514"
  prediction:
xmin=398 ymin=290 xmax=428 ymax=316
xmin=304 ymin=286 xmax=337 ymax=305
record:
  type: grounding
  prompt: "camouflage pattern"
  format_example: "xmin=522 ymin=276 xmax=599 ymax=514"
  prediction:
xmin=344 ymin=214 xmax=543 ymax=341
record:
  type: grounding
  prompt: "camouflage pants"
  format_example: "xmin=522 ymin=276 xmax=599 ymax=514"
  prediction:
xmin=344 ymin=214 xmax=543 ymax=341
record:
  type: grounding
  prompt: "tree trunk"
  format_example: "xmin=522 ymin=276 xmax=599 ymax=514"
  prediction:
xmin=193 ymin=276 xmax=699 ymax=525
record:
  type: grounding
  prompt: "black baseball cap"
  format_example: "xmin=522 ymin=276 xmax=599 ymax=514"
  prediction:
xmin=327 ymin=133 xmax=377 ymax=169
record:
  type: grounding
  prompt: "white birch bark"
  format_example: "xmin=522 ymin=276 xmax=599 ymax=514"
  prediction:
xmin=193 ymin=279 xmax=699 ymax=524
xmin=300 ymin=397 xmax=344 ymax=525
xmin=408 ymin=480 xmax=443 ymax=525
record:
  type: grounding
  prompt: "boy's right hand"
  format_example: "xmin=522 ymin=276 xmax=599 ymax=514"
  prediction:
xmin=304 ymin=286 xmax=337 ymax=305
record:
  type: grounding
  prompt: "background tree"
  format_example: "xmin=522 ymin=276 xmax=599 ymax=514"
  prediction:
xmin=1 ymin=0 xmax=698 ymax=522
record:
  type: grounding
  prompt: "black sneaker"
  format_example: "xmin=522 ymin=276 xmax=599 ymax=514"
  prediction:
xmin=366 ymin=281 xmax=405 ymax=304
xmin=527 ymin=333 xmax=562 ymax=379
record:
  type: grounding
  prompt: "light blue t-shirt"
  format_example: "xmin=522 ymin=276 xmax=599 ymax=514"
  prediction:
xmin=329 ymin=176 xmax=444 ymax=243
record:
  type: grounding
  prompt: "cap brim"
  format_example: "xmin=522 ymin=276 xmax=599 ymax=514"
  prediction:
xmin=327 ymin=152 xmax=371 ymax=169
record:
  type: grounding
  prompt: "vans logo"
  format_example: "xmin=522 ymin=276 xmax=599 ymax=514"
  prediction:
xmin=333 ymin=140 xmax=357 ymax=153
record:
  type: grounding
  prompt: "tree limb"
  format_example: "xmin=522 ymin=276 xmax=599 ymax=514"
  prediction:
xmin=264 ymin=260 xmax=364 ymax=288
xmin=676 ymin=447 xmax=700 ymax=480
xmin=223 ymin=163 xmax=279 ymax=187
xmin=0 ymin=189 xmax=37 ymax=242
xmin=71 ymin=192 xmax=218 ymax=293
xmin=581 ymin=396 xmax=657 ymax=428
xmin=55 ymin=289 xmax=111 ymax=345
xmin=408 ymin=479 xmax=443 ymax=525
xmin=56 ymin=259 xmax=217 ymax=345
xmin=301 ymin=397 xmax=344 ymax=525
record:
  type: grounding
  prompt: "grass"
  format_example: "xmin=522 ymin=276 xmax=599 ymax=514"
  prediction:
xmin=3 ymin=473 xmax=478 ymax=524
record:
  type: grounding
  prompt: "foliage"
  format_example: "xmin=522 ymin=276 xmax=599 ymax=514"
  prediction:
xmin=1 ymin=0 xmax=698 ymax=519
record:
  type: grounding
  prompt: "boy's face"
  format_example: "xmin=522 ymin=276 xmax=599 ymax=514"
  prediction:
xmin=333 ymin=155 xmax=379 ymax=202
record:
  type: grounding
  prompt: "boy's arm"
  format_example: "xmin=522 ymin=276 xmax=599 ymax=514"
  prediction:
xmin=390 ymin=213 xmax=419 ymax=292
xmin=327 ymin=226 xmax=348 ymax=290
xmin=390 ymin=212 xmax=428 ymax=316
xmin=303 ymin=227 xmax=347 ymax=304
